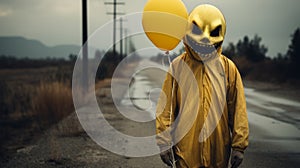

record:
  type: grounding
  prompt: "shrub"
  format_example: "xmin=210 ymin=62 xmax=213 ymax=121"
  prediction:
xmin=32 ymin=81 xmax=74 ymax=127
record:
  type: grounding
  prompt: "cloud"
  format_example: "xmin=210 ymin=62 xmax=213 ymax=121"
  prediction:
xmin=0 ymin=7 xmax=12 ymax=17
xmin=46 ymin=0 xmax=79 ymax=15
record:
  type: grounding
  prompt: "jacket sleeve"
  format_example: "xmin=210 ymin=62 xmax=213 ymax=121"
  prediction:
xmin=156 ymin=66 xmax=177 ymax=151
xmin=227 ymin=61 xmax=249 ymax=152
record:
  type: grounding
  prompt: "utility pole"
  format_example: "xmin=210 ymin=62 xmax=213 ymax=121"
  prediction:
xmin=104 ymin=0 xmax=125 ymax=57
xmin=82 ymin=0 xmax=88 ymax=93
xmin=124 ymin=28 xmax=128 ymax=57
xmin=118 ymin=18 xmax=128 ymax=59
xmin=119 ymin=17 xmax=123 ymax=58
xmin=118 ymin=17 xmax=127 ymax=58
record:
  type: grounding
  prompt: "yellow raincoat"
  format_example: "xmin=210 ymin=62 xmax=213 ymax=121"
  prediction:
xmin=156 ymin=47 xmax=249 ymax=168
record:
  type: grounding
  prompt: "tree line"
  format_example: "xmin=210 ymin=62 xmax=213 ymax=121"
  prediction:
xmin=150 ymin=28 xmax=300 ymax=84
xmin=0 ymin=54 xmax=77 ymax=69
xmin=222 ymin=27 xmax=300 ymax=83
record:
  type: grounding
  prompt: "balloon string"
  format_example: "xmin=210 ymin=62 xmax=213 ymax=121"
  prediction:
xmin=161 ymin=51 xmax=171 ymax=67
xmin=166 ymin=51 xmax=172 ymax=65
xmin=161 ymin=55 xmax=165 ymax=67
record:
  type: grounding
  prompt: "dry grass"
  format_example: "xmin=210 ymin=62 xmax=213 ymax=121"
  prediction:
xmin=95 ymin=78 xmax=112 ymax=90
xmin=32 ymin=81 xmax=74 ymax=127
xmin=0 ymin=66 xmax=80 ymax=163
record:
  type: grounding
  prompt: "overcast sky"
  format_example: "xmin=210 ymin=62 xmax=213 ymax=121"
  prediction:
xmin=0 ymin=0 xmax=299 ymax=57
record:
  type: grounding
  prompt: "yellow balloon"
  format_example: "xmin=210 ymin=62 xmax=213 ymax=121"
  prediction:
xmin=142 ymin=0 xmax=188 ymax=51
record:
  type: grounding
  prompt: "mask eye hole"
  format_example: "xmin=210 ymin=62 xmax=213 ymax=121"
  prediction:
xmin=191 ymin=21 xmax=203 ymax=35
xmin=210 ymin=25 xmax=221 ymax=37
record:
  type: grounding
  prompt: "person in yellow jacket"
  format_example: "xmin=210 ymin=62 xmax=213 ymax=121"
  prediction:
xmin=156 ymin=4 xmax=249 ymax=168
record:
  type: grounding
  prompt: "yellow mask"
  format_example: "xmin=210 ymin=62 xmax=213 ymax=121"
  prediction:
xmin=184 ymin=4 xmax=226 ymax=59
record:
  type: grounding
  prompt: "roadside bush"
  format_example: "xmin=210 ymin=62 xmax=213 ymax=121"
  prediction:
xmin=32 ymin=81 xmax=74 ymax=127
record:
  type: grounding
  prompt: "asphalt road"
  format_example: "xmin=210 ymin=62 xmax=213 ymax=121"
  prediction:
xmin=131 ymin=59 xmax=300 ymax=168
xmin=241 ymin=88 xmax=300 ymax=167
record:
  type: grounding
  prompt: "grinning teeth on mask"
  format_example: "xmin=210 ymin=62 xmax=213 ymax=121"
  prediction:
xmin=186 ymin=35 xmax=218 ymax=58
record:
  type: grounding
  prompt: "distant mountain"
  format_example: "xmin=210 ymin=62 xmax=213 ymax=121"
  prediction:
xmin=0 ymin=36 xmax=81 ymax=59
